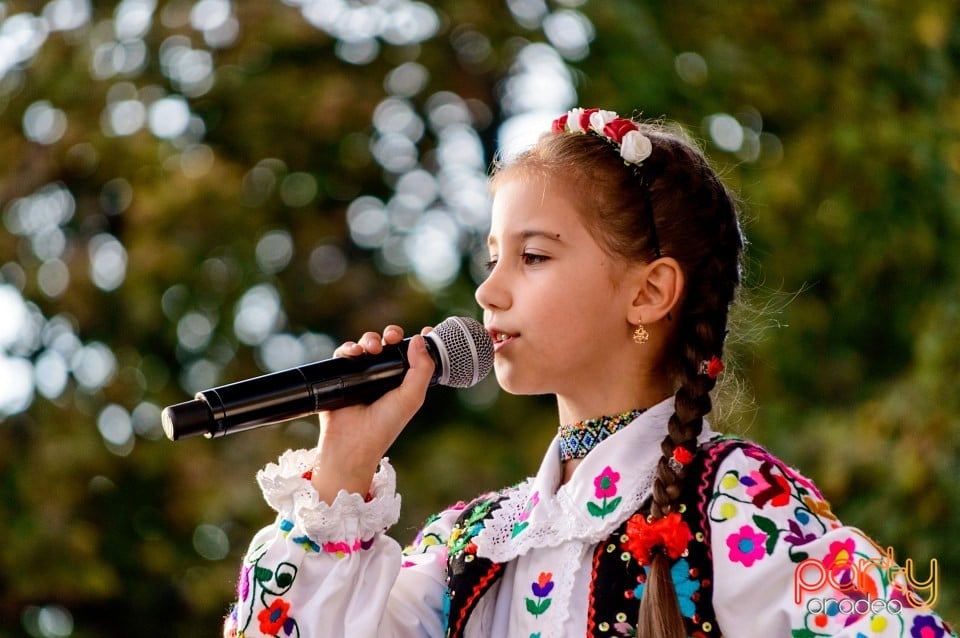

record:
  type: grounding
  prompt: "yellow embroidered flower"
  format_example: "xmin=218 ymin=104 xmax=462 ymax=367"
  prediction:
xmin=721 ymin=474 xmax=739 ymax=490
xmin=719 ymin=502 xmax=738 ymax=520
xmin=871 ymin=616 xmax=888 ymax=632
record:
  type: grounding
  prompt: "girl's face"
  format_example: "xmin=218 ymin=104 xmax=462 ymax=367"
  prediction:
xmin=476 ymin=173 xmax=648 ymax=418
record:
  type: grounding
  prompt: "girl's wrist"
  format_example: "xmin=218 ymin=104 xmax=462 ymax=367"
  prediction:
xmin=310 ymin=446 xmax=380 ymax=504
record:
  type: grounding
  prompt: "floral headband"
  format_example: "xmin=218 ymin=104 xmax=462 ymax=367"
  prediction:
xmin=551 ymin=108 xmax=653 ymax=167
xmin=551 ymin=107 xmax=661 ymax=259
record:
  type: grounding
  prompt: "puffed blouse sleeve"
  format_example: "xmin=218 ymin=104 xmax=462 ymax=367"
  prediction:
xmin=707 ymin=444 xmax=955 ymax=637
xmin=223 ymin=449 xmax=460 ymax=638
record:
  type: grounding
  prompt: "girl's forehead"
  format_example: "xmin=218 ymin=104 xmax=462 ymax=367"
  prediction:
xmin=489 ymin=174 xmax=580 ymax=228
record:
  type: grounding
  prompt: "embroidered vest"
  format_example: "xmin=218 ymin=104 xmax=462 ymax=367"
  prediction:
xmin=442 ymin=437 xmax=749 ymax=638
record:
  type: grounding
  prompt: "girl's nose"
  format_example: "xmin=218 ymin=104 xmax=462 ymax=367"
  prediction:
xmin=475 ymin=265 xmax=509 ymax=311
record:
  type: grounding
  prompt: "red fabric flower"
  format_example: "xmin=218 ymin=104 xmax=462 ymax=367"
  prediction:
xmin=551 ymin=114 xmax=568 ymax=133
xmin=672 ymin=446 xmax=695 ymax=466
xmin=602 ymin=118 xmax=638 ymax=143
xmin=623 ymin=512 xmax=691 ymax=566
xmin=577 ymin=107 xmax=599 ymax=131
xmin=706 ymin=356 xmax=724 ymax=379
xmin=258 ymin=598 xmax=291 ymax=635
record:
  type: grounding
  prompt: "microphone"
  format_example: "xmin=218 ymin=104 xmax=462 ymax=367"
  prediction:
xmin=161 ymin=316 xmax=493 ymax=441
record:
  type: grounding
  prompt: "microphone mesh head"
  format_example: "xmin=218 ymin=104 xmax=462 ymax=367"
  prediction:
xmin=429 ymin=316 xmax=494 ymax=388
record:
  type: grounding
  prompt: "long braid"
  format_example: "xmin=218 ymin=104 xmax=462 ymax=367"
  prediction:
xmin=638 ymin=134 xmax=743 ymax=637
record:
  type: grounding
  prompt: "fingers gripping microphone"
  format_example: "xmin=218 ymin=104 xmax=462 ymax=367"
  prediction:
xmin=162 ymin=317 xmax=493 ymax=441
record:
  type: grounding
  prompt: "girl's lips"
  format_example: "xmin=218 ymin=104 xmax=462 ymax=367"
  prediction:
xmin=488 ymin=329 xmax=518 ymax=353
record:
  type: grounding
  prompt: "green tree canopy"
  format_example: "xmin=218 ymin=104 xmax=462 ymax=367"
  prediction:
xmin=0 ymin=1 xmax=957 ymax=635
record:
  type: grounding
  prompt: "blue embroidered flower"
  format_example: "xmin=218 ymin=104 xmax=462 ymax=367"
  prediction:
xmin=291 ymin=535 xmax=321 ymax=553
xmin=633 ymin=558 xmax=700 ymax=618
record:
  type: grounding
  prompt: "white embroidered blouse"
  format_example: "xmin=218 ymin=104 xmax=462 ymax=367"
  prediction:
xmin=225 ymin=397 xmax=954 ymax=638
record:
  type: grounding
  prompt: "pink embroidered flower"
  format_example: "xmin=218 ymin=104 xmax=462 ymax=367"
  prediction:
xmin=593 ymin=466 xmax=620 ymax=499
xmin=823 ymin=537 xmax=857 ymax=587
xmin=520 ymin=491 xmax=540 ymax=522
xmin=322 ymin=539 xmax=362 ymax=557
xmin=823 ymin=538 xmax=856 ymax=571
xmin=725 ymin=525 xmax=767 ymax=566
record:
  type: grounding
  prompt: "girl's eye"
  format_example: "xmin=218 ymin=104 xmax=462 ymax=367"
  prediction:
xmin=522 ymin=252 xmax=548 ymax=266
xmin=484 ymin=258 xmax=498 ymax=272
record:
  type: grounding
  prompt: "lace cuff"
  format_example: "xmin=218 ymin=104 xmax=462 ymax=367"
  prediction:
xmin=256 ymin=449 xmax=402 ymax=543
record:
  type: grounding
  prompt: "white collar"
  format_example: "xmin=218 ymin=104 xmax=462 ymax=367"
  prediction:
xmin=474 ymin=396 xmax=715 ymax=563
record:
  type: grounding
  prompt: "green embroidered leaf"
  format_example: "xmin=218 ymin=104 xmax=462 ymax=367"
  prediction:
xmin=765 ymin=534 xmax=779 ymax=555
xmin=790 ymin=551 xmax=809 ymax=563
xmin=604 ymin=496 xmax=622 ymax=515
xmin=511 ymin=521 xmax=529 ymax=538
xmin=254 ymin=566 xmax=272 ymax=583
xmin=752 ymin=514 xmax=777 ymax=536
xmin=587 ymin=501 xmax=604 ymax=517
xmin=753 ymin=515 xmax=780 ymax=554
xmin=525 ymin=598 xmax=539 ymax=615
xmin=524 ymin=597 xmax=551 ymax=616
xmin=791 ymin=629 xmax=820 ymax=638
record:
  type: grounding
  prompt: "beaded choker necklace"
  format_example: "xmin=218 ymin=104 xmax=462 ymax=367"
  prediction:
xmin=558 ymin=409 xmax=646 ymax=462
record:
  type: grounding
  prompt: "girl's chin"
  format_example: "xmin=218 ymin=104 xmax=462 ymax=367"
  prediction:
xmin=492 ymin=365 xmax=551 ymax=397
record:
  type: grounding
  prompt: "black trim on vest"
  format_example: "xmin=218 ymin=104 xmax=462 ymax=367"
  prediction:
xmin=443 ymin=491 xmax=511 ymax=637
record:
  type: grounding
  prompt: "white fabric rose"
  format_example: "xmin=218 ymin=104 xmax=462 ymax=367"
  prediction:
xmin=620 ymin=130 xmax=653 ymax=164
xmin=566 ymin=108 xmax=586 ymax=132
xmin=588 ymin=109 xmax=618 ymax=135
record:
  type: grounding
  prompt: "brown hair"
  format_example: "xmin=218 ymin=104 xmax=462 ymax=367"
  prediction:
xmin=494 ymin=119 xmax=744 ymax=636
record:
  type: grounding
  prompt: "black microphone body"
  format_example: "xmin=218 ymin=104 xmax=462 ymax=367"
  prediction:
xmin=162 ymin=317 xmax=493 ymax=441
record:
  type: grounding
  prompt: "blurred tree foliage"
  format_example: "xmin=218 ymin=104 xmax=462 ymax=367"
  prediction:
xmin=0 ymin=0 xmax=957 ymax=635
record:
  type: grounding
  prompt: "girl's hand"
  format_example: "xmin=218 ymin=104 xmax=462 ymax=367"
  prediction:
xmin=310 ymin=325 xmax=435 ymax=503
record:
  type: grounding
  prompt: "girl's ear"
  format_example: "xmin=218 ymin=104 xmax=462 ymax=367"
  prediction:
xmin=628 ymin=257 xmax=684 ymax=325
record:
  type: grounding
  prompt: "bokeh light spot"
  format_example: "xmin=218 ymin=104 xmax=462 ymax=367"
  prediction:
xmin=22 ymin=100 xmax=67 ymax=145
xmin=148 ymin=95 xmax=190 ymax=139
xmin=88 ymin=233 xmax=128 ymax=291
xmin=255 ymin=230 xmax=294 ymax=274
xmin=192 ymin=523 xmax=230 ymax=560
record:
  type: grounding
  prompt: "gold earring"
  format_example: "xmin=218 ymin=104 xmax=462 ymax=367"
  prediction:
xmin=633 ymin=323 xmax=649 ymax=345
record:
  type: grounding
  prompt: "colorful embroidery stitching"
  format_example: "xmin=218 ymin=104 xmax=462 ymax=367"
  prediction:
xmin=525 ymin=571 xmax=555 ymax=617
xmin=588 ymin=466 xmax=622 ymax=519
xmin=234 ymin=545 xmax=301 ymax=637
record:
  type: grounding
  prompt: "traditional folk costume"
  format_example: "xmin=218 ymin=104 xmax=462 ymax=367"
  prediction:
xmin=225 ymin=398 xmax=954 ymax=637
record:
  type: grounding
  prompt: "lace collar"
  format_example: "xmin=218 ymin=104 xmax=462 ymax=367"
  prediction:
xmin=473 ymin=397 xmax=716 ymax=563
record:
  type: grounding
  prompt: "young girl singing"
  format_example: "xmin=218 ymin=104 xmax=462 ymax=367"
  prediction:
xmin=224 ymin=108 xmax=955 ymax=637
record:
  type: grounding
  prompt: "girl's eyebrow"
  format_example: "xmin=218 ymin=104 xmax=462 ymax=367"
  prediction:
xmin=487 ymin=229 xmax=563 ymax=248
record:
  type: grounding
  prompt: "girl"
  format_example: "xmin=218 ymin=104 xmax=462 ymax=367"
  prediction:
xmin=224 ymin=109 xmax=955 ymax=637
